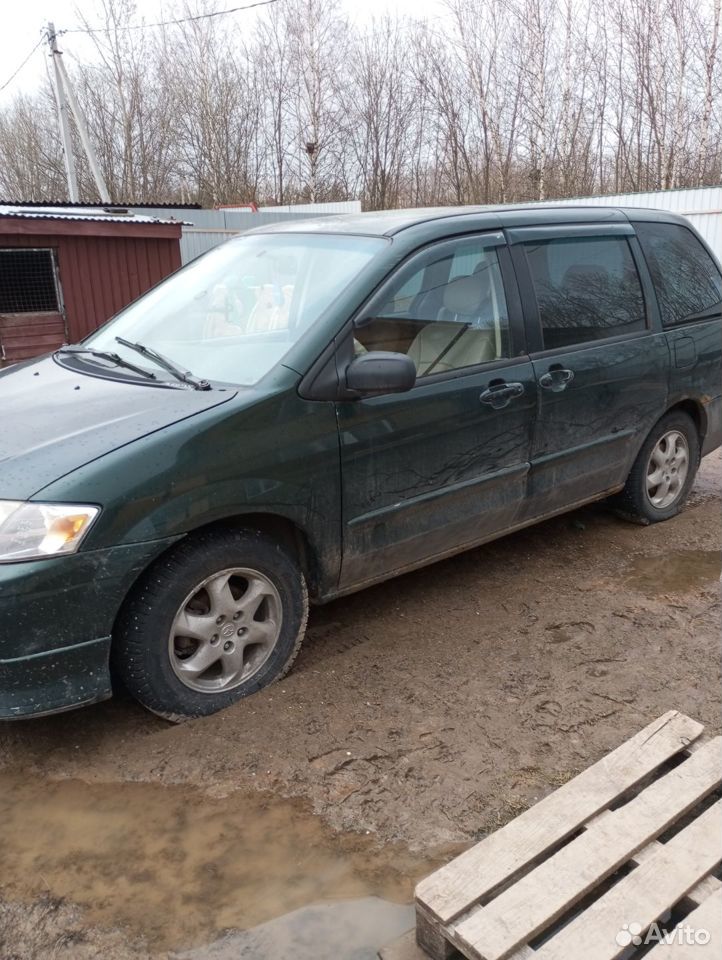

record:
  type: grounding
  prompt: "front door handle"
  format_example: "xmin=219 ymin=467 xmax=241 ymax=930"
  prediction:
xmin=539 ymin=366 xmax=575 ymax=392
xmin=479 ymin=380 xmax=525 ymax=409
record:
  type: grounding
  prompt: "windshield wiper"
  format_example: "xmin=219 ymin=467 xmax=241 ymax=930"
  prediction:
xmin=56 ymin=346 xmax=158 ymax=381
xmin=115 ymin=337 xmax=211 ymax=390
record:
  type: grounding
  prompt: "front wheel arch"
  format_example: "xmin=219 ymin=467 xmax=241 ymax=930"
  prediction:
xmin=194 ymin=514 xmax=319 ymax=595
xmin=120 ymin=512 xmax=320 ymax=611
xmin=107 ymin=513 xmax=321 ymax=694
xmin=111 ymin=524 xmax=310 ymax=720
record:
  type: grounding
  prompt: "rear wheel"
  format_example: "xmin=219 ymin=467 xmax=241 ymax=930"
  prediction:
xmin=113 ymin=528 xmax=308 ymax=720
xmin=614 ymin=411 xmax=700 ymax=524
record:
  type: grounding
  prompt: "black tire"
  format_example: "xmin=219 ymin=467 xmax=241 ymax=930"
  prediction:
xmin=613 ymin=410 xmax=700 ymax=525
xmin=112 ymin=528 xmax=308 ymax=721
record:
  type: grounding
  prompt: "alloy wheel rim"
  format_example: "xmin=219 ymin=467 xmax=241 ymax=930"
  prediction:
xmin=168 ymin=567 xmax=282 ymax=693
xmin=646 ymin=430 xmax=689 ymax=509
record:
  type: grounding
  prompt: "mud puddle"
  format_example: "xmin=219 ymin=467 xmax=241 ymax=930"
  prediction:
xmin=0 ymin=771 xmax=447 ymax=956
xmin=623 ymin=549 xmax=720 ymax=595
xmin=179 ymin=897 xmax=413 ymax=959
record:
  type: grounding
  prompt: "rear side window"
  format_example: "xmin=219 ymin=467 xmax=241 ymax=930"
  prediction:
xmin=524 ymin=236 xmax=646 ymax=350
xmin=635 ymin=222 xmax=722 ymax=328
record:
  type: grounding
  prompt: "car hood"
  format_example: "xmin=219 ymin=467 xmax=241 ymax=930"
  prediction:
xmin=0 ymin=356 xmax=236 ymax=500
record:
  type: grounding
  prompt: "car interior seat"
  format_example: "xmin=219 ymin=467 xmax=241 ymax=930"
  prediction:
xmin=406 ymin=271 xmax=498 ymax=376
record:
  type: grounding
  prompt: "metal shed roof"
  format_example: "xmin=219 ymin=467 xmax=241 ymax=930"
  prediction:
xmin=0 ymin=204 xmax=185 ymax=225
xmin=0 ymin=199 xmax=202 ymax=210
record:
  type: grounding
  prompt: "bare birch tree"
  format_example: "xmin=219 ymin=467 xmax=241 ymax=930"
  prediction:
xmin=0 ymin=0 xmax=719 ymax=206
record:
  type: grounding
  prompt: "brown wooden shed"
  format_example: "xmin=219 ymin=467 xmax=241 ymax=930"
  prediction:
xmin=0 ymin=205 xmax=183 ymax=365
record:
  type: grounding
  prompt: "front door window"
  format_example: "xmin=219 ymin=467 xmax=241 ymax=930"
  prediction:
xmin=354 ymin=239 xmax=510 ymax=377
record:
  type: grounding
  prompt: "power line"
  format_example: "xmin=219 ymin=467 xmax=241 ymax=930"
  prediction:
xmin=0 ymin=0 xmax=283 ymax=97
xmin=0 ymin=37 xmax=45 ymax=94
xmin=64 ymin=0 xmax=282 ymax=35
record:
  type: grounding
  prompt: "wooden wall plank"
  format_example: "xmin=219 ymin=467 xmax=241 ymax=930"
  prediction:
xmin=0 ymin=229 xmax=180 ymax=356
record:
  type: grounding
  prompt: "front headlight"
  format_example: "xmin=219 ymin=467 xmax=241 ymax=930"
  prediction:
xmin=0 ymin=500 xmax=100 ymax=562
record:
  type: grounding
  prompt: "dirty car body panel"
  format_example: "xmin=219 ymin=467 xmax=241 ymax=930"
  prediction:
xmin=0 ymin=204 xmax=720 ymax=718
xmin=508 ymin=224 xmax=671 ymax=517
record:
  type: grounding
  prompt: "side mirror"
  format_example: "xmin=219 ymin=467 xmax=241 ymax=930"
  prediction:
xmin=345 ymin=351 xmax=416 ymax=397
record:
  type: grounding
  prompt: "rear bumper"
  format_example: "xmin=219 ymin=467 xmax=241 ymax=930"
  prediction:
xmin=702 ymin=395 xmax=722 ymax=456
xmin=0 ymin=536 xmax=179 ymax=719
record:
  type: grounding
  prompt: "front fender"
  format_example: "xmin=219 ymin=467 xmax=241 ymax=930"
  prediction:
xmin=33 ymin=389 xmax=343 ymax=597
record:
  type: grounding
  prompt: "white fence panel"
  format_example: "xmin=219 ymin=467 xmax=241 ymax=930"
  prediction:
xmin=549 ymin=187 xmax=722 ymax=260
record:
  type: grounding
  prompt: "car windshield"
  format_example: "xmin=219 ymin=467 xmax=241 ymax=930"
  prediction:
xmin=86 ymin=233 xmax=385 ymax=386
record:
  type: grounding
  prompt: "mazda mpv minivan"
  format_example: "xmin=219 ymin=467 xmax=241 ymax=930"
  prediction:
xmin=1 ymin=206 xmax=720 ymax=720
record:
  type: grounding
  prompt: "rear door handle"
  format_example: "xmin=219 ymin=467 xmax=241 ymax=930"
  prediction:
xmin=479 ymin=381 xmax=525 ymax=409
xmin=539 ymin=367 xmax=574 ymax=392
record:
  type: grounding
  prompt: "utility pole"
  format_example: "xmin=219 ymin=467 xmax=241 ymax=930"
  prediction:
xmin=54 ymin=52 xmax=111 ymax=203
xmin=48 ymin=22 xmax=79 ymax=202
xmin=47 ymin=23 xmax=111 ymax=204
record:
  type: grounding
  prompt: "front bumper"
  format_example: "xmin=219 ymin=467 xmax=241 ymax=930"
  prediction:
xmin=0 ymin=636 xmax=112 ymax=718
xmin=0 ymin=537 xmax=180 ymax=719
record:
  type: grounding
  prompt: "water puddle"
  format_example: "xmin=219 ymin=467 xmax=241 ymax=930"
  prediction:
xmin=623 ymin=549 xmax=721 ymax=595
xmin=0 ymin=771 xmax=443 ymax=956
xmin=179 ymin=898 xmax=414 ymax=959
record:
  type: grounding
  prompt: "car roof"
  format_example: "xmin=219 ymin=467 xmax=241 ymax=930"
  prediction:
xmin=246 ymin=203 xmax=690 ymax=238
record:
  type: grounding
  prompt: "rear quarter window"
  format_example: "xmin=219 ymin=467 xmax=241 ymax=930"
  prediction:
xmin=635 ymin=222 xmax=722 ymax=328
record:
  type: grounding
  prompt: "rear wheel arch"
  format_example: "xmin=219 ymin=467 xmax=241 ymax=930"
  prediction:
xmin=665 ymin=398 xmax=706 ymax=443
xmin=623 ymin=399 xmax=705 ymax=485
xmin=614 ymin=407 xmax=700 ymax=524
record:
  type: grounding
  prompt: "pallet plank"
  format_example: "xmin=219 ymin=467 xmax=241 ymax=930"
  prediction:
xmin=416 ymin=711 xmax=704 ymax=926
xmin=683 ymin=874 xmax=722 ymax=908
xmin=586 ymin=811 xmax=722 ymax=907
xmin=416 ymin=911 xmax=459 ymax=959
xmin=645 ymin=887 xmax=722 ymax=957
xmin=452 ymin=738 xmax=721 ymax=960
xmin=533 ymin=799 xmax=722 ymax=960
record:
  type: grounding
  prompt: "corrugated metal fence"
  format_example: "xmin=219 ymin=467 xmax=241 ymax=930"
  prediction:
xmin=258 ymin=201 xmax=362 ymax=215
xmin=133 ymin=188 xmax=722 ymax=264
xmin=548 ymin=186 xmax=722 ymax=261
xmin=130 ymin=208 xmax=338 ymax=264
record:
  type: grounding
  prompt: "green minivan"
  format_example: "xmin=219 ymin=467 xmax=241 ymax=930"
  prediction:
xmin=1 ymin=205 xmax=720 ymax=720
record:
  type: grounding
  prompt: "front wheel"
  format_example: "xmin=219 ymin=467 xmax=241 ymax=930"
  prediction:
xmin=113 ymin=528 xmax=308 ymax=721
xmin=613 ymin=411 xmax=700 ymax=524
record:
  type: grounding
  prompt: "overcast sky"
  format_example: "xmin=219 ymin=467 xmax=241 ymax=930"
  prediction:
xmin=1 ymin=0 xmax=444 ymax=106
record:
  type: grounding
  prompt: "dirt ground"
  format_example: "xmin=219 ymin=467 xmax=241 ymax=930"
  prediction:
xmin=0 ymin=452 xmax=719 ymax=959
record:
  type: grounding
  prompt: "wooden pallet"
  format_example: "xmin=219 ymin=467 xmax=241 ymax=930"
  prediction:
xmin=381 ymin=711 xmax=721 ymax=960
